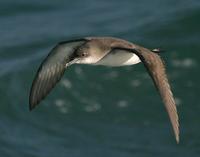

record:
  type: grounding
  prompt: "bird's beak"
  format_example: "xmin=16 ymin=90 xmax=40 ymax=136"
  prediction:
xmin=66 ymin=57 xmax=80 ymax=67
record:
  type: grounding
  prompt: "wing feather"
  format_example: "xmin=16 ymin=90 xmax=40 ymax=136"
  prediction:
xmin=112 ymin=47 xmax=179 ymax=143
xmin=29 ymin=39 xmax=87 ymax=110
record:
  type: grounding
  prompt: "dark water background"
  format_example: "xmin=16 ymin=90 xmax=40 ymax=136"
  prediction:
xmin=0 ymin=0 xmax=200 ymax=156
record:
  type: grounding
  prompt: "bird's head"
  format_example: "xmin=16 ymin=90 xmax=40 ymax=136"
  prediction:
xmin=69 ymin=39 xmax=110 ymax=65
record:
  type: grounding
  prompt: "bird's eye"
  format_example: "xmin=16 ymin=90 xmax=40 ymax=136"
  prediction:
xmin=76 ymin=46 xmax=88 ymax=58
xmin=81 ymin=52 xmax=87 ymax=57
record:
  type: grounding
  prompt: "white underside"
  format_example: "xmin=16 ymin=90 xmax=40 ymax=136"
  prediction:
xmin=95 ymin=51 xmax=141 ymax=66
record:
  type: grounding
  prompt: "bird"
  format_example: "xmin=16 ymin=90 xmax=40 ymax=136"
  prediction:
xmin=29 ymin=37 xmax=179 ymax=143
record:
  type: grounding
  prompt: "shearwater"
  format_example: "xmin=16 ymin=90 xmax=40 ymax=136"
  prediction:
xmin=29 ymin=37 xmax=179 ymax=143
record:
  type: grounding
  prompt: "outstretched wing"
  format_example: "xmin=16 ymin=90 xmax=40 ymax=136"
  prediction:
xmin=29 ymin=39 xmax=87 ymax=110
xmin=112 ymin=47 xmax=179 ymax=143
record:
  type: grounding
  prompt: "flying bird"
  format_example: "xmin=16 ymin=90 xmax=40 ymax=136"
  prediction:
xmin=29 ymin=37 xmax=179 ymax=143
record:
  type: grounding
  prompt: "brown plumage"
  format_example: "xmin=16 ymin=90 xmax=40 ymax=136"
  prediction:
xmin=114 ymin=47 xmax=179 ymax=143
xmin=29 ymin=37 xmax=179 ymax=143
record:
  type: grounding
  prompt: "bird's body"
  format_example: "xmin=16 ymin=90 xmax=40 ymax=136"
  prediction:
xmin=73 ymin=37 xmax=141 ymax=66
xmin=29 ymin=37 xmax=179 ymax=143
xmin=94 ymin=49 xmax=141 ymax=66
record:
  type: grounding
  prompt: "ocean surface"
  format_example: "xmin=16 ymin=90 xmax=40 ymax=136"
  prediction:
xmin=0 ymin=0 xmax=200 ymax=156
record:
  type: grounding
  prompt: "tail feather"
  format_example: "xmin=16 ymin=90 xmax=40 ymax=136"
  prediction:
xmin=151 ymin=48 xmax=165 ymax=53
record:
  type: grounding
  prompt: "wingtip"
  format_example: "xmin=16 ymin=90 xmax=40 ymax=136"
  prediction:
xmin=29 ymin=98 xmax=37 ymax=111
xmin=176 ymin=137 xmax=179 ymax=144
xmin=175 ymin=127 xmax=180 ymax=144
xmin=29 ymin=102 xmax=35 ymax=111
xmin=172 ymin=116 xmax=180 ymax=144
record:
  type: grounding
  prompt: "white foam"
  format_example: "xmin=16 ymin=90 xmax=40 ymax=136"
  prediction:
xmin=117 ymin=100 xmax=129 ymax=108
xmin=172 ymin=58 xmax=196 ymax=68
xmin=61 ymin=79 xmax=72 ymax=89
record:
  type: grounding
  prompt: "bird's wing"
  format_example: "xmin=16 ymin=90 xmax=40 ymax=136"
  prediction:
xmin=29 ymin=39 xmax=88 ymax=110
xmin=112 ymin=47 xmax=179 ymax=143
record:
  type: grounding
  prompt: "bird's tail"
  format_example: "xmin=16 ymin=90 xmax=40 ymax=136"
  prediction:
xmin=151 ymin=48 xmax=165 ymax=53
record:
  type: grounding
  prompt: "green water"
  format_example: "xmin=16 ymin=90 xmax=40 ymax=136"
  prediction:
xmin=0 ymin=0 xmax=200 ymax=156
